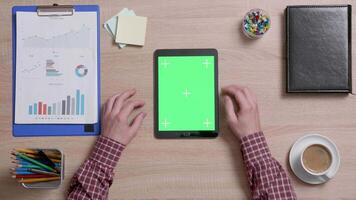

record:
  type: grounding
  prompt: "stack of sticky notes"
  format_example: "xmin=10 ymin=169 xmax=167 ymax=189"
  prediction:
xmin=104 ymin=8 xmax=148 ymax=48
xmin=11 ymin=148 xmax=62 ymax=184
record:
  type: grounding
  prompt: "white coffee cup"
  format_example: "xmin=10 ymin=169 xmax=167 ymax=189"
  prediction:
xmin=300 ymin=143 xmax=333 ymax=179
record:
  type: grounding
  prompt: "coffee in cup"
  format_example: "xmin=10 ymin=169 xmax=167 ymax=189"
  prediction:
xmin=301 ymin=144 xmax=332 ymax=175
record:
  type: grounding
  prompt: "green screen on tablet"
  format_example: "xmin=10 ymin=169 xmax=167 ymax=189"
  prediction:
xmin=158 ymin=56 xmax=215 ymax=131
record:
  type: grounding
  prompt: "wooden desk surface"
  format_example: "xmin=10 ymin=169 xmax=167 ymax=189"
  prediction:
xmin=1 ymin=0 xmax=356 ymax=199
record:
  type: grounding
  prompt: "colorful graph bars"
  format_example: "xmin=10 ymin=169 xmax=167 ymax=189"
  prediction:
xmin=28 ymin=90 xmax=85 ymax=116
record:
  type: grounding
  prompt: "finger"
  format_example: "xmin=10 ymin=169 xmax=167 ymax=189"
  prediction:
xmin=224 ymin=95 xmax=238 ymax=123
xmin=222 ymin=85 xmax=246 ymax=95
xmin=106 ymin=89 xmax=136 ymax=113
xmin=101 ymin=102 xmax=107 ymax=119
xmin=222 ymin=85 xmax=250 ymax=110
xmin=111 ymin=89 xmax=136 ymax=116
xmin=105 ymin=93 xmax=121 ymax=113
xmin=130 ymin=112 xmax=147 ymax=134
xmin=241 ymin=87 xmax=257 ymax=105
xmin=118 ymin=100 xmax=145 ymax=120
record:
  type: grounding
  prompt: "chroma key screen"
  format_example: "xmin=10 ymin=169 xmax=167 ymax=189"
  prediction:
xmin=158 ymin=56 xmax=215 ymax=131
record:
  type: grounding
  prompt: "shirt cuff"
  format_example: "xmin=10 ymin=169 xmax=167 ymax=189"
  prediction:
xmin=88 ymin=136 xmax=126 ymax=169
xmin=240 ymin=132 xmax=272 ymax=165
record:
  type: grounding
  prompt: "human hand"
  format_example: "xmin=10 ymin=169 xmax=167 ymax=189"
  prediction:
xmin=221 ymin=85 xmax=261 ymax=140
xmin=101 ymin=89 xmax=146 ymax=145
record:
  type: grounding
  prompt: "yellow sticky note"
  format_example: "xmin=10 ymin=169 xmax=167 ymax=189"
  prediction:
xmin=115 ymin=15 xmax=147 ymax=46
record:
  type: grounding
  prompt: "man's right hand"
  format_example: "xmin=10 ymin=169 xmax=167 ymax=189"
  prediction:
xmin=221 ymin=85 xmax=261 ymax=140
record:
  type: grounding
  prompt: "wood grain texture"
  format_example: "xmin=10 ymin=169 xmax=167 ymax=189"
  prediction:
xmin=1 ymin=0 xmax=356 ymax=199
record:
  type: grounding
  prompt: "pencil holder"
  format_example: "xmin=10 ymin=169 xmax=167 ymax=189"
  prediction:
xmin=11 ymin=148 xmax=64 ymax=189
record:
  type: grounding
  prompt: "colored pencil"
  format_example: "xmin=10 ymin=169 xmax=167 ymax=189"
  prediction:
xmin=12 ymin=156 xmax=29 ymax=163
xmin=15 ymin=148 xmax=37 ymax=154
xmin=11 ymin=171 xmax=35 ymax=175
xmin=16 ymin=164 xmax=43 ymax=169
xmin=18 ymin=176 xmax=60 ymax=183
xmin=22 ymin=153 xmax=37 ymax=158
xmin=13 ymin=160 xmax=61 ymax=167
xmin=13 ymin=167 xmax=56 ymax=172
xmin=10 ymin=169 xmax=59 ymax=176
xmin=29 ymin=168 xmax=59 ymax=176
xmin=11 ymin=168 xmax=29 ymax=172
xmin=50 ymin=158 xmax=61 ymax=163
xmin=12 ymin=174 xmax=53 ymax=179
xmin=14 ymin=152 xmax=57 ymax=173
xmin=12 ymin=160 xmax=32 ymax=165
xmin=12 ymin=158 xmax=61 ymax=165
xmin=16 ymin=164 xmax=60 ymax=171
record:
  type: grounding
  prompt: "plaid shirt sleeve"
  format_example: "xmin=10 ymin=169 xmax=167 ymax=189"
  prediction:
xmin=67 ymin=136 xmax=125 ymax=200
xmin=241 ymin=132 xmax=297 ymax=200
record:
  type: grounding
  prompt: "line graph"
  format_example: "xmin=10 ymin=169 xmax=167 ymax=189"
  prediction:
xmin=21 ymin=63 xmax=41 ymax=73
xmin=22 ymin=24 xmax=91 ymax=49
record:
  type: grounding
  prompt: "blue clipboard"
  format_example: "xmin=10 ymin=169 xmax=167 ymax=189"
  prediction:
xmin=12 ymin=5 xmax=101 ymax=137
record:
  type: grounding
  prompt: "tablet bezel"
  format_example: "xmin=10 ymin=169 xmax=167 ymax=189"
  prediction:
xmin=154 ymin=49 xmax=219 ymax=139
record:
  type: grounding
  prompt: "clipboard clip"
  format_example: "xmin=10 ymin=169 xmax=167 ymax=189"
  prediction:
xmin=37 ymin=4 xmax=74 ymax=16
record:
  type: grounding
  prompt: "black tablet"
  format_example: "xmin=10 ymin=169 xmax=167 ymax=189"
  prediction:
xmin=154 ymin=49 xmax=219 ymax=138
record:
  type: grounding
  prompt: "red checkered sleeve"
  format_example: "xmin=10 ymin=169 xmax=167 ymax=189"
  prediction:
xmin=241 ymin=132 xmax=297 ymax=200
xmin=67 ymin=136 xmax=125 ymax=200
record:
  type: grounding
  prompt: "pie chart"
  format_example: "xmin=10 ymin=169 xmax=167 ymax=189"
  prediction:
xmin=75 ymin=64 xmax=88 ymax=77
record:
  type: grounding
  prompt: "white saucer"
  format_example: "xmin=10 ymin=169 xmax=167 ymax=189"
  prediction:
xmin=289 ymin=134 xmax=340 ymax=184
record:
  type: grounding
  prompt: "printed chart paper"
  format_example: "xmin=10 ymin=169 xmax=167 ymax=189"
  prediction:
xmin=15 ymin=12 xmax=98 ymax=124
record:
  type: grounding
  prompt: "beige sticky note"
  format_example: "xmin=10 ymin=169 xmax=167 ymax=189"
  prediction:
xmin=115 ymin=15 xmax=147 ymax=46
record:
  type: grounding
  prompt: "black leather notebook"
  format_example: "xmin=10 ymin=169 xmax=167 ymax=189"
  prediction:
xmin=286 ymin=5 xmax=352 ymax=93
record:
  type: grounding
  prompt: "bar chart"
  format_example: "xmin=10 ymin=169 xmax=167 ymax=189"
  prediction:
xmin=46 ymin=59 xmax=62 ymax=77
xmin=28 ymin=89 xmax=85 ymax=116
